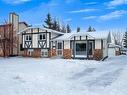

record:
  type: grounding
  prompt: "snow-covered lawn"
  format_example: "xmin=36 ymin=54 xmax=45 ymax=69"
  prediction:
xmin=0 ymin=56 xmax=127 ymax=95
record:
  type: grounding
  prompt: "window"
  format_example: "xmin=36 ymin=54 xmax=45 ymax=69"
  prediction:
xmin=25 ymin=35 xmax=32 ymax=41
xmin=57 ymin=42 xmax=63 ymax=56
xmin=39 ymin=34 xmax=46 ymax=40
xmin=76 ymin=43 xmax=86 ymax=55
xmin=41 ymin=49 xmax=48 ymax=57
xmin=58 ymin=42 xmax=62 ymax=49
xmin=76 ymin=43 xmax=86 ymax=51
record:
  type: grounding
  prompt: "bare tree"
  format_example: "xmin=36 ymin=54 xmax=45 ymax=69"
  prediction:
xmin=112 ymin=31 xmax=124 ymax=46
xmin=0 ymin=21 xmax=15 ymax=57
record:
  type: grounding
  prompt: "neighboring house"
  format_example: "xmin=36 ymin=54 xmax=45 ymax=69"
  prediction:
xmin=121 ymin=47 xmax=127 ymax=55
xmin=18 ymin=22 xmax=30 ymax=56
xmin=19 ymin=27 xmax=63 ymax=57
xmin=0 ymin=12 xmax=30 ymax=57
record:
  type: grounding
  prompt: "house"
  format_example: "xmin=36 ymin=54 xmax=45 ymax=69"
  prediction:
xmin=0 ymin=12 xmax=30 ymax=57
xmin=18 ymin=22 xmax=30 ymax=56
xmin=19 ymin=28 xmax=113 ymax=60
xmin=0 ymin=12 xmax=121 ymax=60
xmin=0 ymin=12 xmax=19 ymax=57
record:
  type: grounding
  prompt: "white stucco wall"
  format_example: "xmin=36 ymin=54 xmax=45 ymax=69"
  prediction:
xmin=64 ymin=41 xmax=70 ymax=49
xmin=32 ymin=34 xmax=38 ymax=48
xmin=95 ymin=40 xmax=101 ymax=49
xmin=103 ymin=39 xmax=108 ymax=57
xmin=47 ymin=33 xmax=50 ymax=48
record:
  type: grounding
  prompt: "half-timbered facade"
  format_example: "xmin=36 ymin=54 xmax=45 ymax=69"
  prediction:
xmin=19 ymin=27 xmax=118 ymax=60
xmin=19 ymin=27 xmax=63 ymax=57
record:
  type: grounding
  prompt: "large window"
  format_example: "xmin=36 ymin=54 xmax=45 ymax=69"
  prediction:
xmin=76 ymin=43 xmax=86 ymax=55
xmin=25 ymin=35 xmax=32 ymax=41
xmin=76 ymin=43 xmax=86 ymax=51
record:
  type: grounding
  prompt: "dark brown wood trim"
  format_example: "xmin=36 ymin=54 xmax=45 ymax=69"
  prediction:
xmin=22 ymin=32 xmax=49 ymax=35
xmin=46 ymin=30 xmax=47 ymax=48
xmin=80 ymin=36 xmax=81 ymax=40
xmin=86 ymin=35 xmax=89 ymax=59
xmin=101 ymin=39 xmax=103 ymax=50
xmin=63 ymin=41 xmax=64 ymax=50
xmin=73 ymin=36 xmax=75 ymax=58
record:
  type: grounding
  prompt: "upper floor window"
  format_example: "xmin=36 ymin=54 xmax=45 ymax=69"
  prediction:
xmin=25 ymin=35 xmax=32 ymax=41
xmin=39 ymin=34 xmax=46 ymax=40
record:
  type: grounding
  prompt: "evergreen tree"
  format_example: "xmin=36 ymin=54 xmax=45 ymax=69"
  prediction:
xmin=87 ymin=26 xmax=95 ymax=32
xmin=92 ymin=28 xmax=96 ymax=32
xmin=124 ymin=31 xmax=127 ymax=48
xmin=87 ymin=26 xmax=92 ymax=32
xmin=43 ymin=13 xmax=53 ymax=29
xmin=77 ymin=27 xmax=80 ymax=32
xmin=66 ymin=24 xmax=71 ymax=33
xmin=52 ymin=19 xmax=58 ymax=30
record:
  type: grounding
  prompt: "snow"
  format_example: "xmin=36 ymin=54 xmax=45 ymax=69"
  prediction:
xmin=0 ymin=56 xmax=127 ymax=95
xmin=18 ymin=27 xmax=64 ymax=35
xmin=54 ymin=31 xmax=109 ymax=41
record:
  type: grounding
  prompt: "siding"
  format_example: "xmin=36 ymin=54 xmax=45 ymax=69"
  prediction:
xmin=64 ymin=41 xmax=70 ymax=49
xmin=95 ymin=40 xmax=101 ymax=49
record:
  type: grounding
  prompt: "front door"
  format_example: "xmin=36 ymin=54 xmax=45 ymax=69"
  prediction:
xmin=57 ymin=42 xmax=63 ymax=56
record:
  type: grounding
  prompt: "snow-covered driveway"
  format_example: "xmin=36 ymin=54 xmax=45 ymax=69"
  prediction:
xmin=0 ymin=56 xmax=127 ymax=95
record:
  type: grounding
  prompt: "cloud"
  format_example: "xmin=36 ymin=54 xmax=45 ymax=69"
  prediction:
xmin=99 ymin=10 xmax=127 ymax=20
xmin=47 ymin=0 xmax=60 ymax=7
xmin=65 ymin=18 xmax=72 ymax=22
xmin=84 ymin=2 xmax=97 ymax=5
xmin=107 ymin=0 xmax=127 ymax=7
xmin=69 ymin=8 xmax=97 ymax=13
xmin=2 ymin=0 xmax=31 ymax=4
xmin=83 ymin=16 xmax=97 ymax=20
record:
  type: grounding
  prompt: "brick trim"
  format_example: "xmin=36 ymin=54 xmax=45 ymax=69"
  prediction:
xmin=93 ymin=49 xmax=103 ymax=60
xmin=63 ymin=49 xmax=72 ymax=59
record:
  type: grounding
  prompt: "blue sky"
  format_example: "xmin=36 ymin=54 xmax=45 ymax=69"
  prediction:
xmin=0 ymin=0 xmax=127 ymax=31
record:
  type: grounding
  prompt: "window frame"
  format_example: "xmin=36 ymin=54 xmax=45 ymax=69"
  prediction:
xmin=25 ymin=35 xmax=32 ymax=41
xmin=38 ymin=33 xmax=46 ymax=40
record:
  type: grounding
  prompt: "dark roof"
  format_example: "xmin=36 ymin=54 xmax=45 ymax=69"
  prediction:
xmin=19 ymin=22 xmax=29 ymax=27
